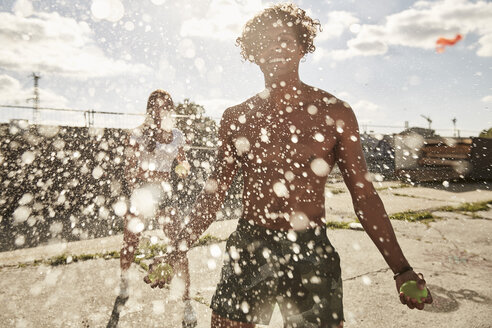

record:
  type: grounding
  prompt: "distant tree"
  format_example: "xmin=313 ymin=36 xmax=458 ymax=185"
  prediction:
xmin=172 ymin=100 xmax=242 ymax=217
xmin=174 ymin=99 xmax=218 ymax=148
xmin=479 ymin=127 xmax=492 ymax=138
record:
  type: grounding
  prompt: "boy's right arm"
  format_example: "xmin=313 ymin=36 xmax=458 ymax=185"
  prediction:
xmin=174 ymin=107 xmax=239 ymax=250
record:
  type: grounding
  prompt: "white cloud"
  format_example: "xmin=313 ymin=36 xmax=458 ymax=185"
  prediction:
xmin=476 ymin=34 xmax=492 ymax=57
xmin=408 ymin=75 xmax=421 ymax=86
xmin=157 ymin=57 xmax=177 ymax=83
xmin=196 ymin=97 xmax=240 ymax=119
xmin=90 ymin=0 xmax=124 ymax=23
xmin=12 ymin=0 xmax=33 ymax=17
xmin=324 ymin=0 xmax=492 ymax=60
xmin=0 ymin=74 xmax=68 ymax=108
xmin=335 ymin=91 xmax=352 ymax=102
xmin=317 ymin=11 xmax=360 ymax=42
xmin=352 ymin=99 xmax=385 ymax=123
xmin=0 ymin=11 xmax=150 ymax=78
xmin=339 ymin=96 xmax=386 ymax=124
xmin=180 ymin=0 xmax=263 ymax=41
xmin=481 ymin=95 xmax=492 ymax=103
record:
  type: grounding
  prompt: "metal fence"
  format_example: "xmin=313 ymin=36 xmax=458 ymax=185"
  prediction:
xmin=2 ymin=104 xmax=481 ymax=137
xmin=0 ymin=104 xmax=146 ymax=129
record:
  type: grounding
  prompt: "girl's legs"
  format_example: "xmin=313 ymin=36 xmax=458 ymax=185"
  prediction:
xmin=181 ymin=256 xmax=197 ymax=327
xmin=120 ymin=215 xmax=141 ymax=296
xmin=162 ymin=206 xmax=197 ymax=327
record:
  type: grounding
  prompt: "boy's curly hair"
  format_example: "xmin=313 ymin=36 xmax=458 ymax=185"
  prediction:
xmin=236 ymin=3 xmax=321 ymax=62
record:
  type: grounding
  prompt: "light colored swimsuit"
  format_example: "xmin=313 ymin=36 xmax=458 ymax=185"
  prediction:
xmin=131 ymin=128 xmax=184 ymax=173
xmin=129 ymin=129 xmax=185 ymax=218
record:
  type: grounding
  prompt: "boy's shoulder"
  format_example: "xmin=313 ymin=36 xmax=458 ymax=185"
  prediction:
xmin=221 ymin=94 xmax=262 ymax=121
xmin=303 ymin=85 xmax=353 ymax=118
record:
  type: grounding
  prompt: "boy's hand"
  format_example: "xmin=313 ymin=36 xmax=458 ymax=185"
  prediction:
xmin=395 ymin=271 xmax=433 ymax=310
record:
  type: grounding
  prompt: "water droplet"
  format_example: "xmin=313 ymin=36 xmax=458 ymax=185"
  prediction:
xmin=13 ymin=206 xmax=31 ymax=224
xmin=310 ymin=158 xmax=330 ymax=176
xmin=234 ymin=137 xmax=250 ymax=155
xmin=15 ymin=234 xmax=25 ymax=246
xmin=290 ymin=211 xmax=310 ymax=230
xmin=207 ymin=259 xmax=217 ymax=270
xmin=92 ymin=166 xmax=104 ymax=179
xmin=204 ymin=179 xmax=218 ymax=193
xmin=241 ymin=301 xmax=250 ymax=313
xmin=127 ymin=218 xmax=145 ymax=234
xmin=112 ymin=200 xmax=127 ymax=217
xmin=307 ymin=105 xmax=318 ymax=115
xmin=210 ymin=244 xmax=221 ymax=258
xmin=21 ymin=151 xmax=35 ymax=164
xmin=152 ymin=300 xmax=165 ymax=315
xmin=273 ymin=181 xmax=289 ymax=198
xmin=314 ymin=133 xmax=324 ymax=142
xmin=362 ymin=275 xmax=372 ymax=285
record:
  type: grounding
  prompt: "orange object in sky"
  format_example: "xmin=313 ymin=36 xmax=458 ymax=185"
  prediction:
xmin=436 ymin=34 xmax=462 ymax=53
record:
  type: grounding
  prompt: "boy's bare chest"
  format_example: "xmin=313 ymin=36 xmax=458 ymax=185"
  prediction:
xmin=233 ymin=111 xmax=337 ymax=166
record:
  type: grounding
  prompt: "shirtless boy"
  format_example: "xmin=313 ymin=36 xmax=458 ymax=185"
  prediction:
xmin=146 ymin=4 xmax=432 ymax=327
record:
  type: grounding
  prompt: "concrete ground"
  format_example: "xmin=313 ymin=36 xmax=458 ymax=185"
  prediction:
xmin=0 ymin=181 xmax=491 ymax=328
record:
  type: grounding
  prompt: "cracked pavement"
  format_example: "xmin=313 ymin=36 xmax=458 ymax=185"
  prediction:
xmin=0 ymin=181 xmax=491 ymax=327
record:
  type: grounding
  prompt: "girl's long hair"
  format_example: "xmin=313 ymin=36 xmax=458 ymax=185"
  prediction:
xmin=143 ymin=89 xmax=174 ymax=152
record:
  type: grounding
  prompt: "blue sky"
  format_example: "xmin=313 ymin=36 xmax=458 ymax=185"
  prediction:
xmin=0 ymin=0 xmax=491 ymax=135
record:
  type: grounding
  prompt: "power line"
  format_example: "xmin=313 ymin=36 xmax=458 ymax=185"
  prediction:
xmin=0 ymin=104 xmax=202 ymax=128
xmin=0 ymin=104 xmax=143 ymax=116
xmin=0 ymin=104 xmax=481 ymax=134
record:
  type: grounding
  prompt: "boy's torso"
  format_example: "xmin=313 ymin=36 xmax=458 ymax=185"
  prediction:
xmin=227 ymin=84 xmax=347 ymax=230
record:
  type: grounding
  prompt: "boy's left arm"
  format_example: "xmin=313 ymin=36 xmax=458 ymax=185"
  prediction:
xmin=333 ymin=104 xmax=433 ymax=310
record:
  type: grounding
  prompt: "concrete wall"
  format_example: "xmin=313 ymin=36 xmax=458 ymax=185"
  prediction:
xmin=0 ymin=122 xmax=242 ymax=252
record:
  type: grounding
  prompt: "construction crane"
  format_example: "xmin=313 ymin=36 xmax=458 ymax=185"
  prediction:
xmin=420 ymin=114 xmax=432 ymax=130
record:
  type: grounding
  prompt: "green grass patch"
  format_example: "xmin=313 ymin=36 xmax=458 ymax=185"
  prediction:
xmin=326 ymin=221 xmax=351 ymax=230
xmin=18 ymin=233 xmax=224 ymax=269
xmin=195 ymin=234 xmax=222 ymax=246
xmin=49 ymin=254 xmax=70 ymax=266
xmin=375 ymin=183 xmax=411 ymax=191
xmin=193 ymin=294 xmax=209 ymax=306
xmin=455 ymin=200 xmax=490 ymax=212
xmin=392 ymin=193 xmax=417 ymax=198
xmin=389 ymin=211 xmax=436 ymax=224
xmin=436 ymin=200 xmax=492 ymax=214
xmin=137 ymin=240 xmax=168 ymax=258
xmin=437 ymin=205 xmax=457 ymax=212
xmin=47 ymin=251 xmax=121 ymax=266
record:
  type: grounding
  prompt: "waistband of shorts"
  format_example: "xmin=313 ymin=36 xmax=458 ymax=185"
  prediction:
xmin=236 ymin=218 xmax=327 ymax=243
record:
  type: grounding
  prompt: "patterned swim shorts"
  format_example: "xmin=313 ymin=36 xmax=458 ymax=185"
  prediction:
xmin=211 ymin=219 xmax=344 ymax=327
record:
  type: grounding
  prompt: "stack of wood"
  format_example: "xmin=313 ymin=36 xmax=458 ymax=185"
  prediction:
xmin=418 ymin=138 xmax=472 ymax=167
xmin=395 ymin=137 xmax=476 ymax=182
xmin=395 ymin=133 xmax=491 ymax=182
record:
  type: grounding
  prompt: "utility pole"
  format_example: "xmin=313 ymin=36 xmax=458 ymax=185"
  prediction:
xmin=452 ymin=117 xmax=457 ymax=137
xmin=27 ymin=73 xmax=41 ymax=123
